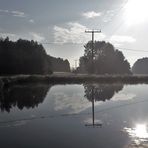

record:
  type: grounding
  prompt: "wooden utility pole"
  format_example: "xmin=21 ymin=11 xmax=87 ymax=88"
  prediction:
xmin=74 ymin=59 xmax=78 ymax=69
xmin=85 ymin=30 xmax=101 ymax=73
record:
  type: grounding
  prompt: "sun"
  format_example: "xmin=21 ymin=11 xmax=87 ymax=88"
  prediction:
xmin=124 ymin=0 xmax=148 ymax=25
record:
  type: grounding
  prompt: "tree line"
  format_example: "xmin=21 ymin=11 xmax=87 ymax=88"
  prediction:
xmin=0 ymin=37 xmax=70 ymax=75
xmin=76 ymin=40 xmax=148 ymax=75
xmin=0 ymin=37 xmax=147 ymax=75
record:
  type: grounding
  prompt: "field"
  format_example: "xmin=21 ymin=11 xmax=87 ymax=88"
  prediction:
xmin=1 ymin=73 xmax=148 ymax=87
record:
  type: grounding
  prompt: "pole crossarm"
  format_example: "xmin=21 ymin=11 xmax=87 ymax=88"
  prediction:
xmin=85 ymin=30 xmax=101 ymax=33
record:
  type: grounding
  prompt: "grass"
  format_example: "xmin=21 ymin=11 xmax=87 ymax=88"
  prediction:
xmin=1 ymin=74 xmax=148 ymax=86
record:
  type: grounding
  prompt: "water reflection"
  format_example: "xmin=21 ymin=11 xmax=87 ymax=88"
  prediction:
xmin=0 ymin=84 xmax=51 ymax=112
xmin=0 ymin=83 xmax=148 ymax=148
xmin=84 ymin=84 xmax=123 ymax=127
xmin=84 ymin=84 xmax=123 ymax=102
xmin=124 ymin=123 xmax=148 ymax=147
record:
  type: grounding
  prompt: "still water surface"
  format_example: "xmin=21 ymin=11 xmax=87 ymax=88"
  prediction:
xmin=0 ymin=83 xmax=148 ymax=148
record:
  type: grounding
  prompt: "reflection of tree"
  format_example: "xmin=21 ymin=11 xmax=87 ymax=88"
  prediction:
xmin=0 ymin=84 xmax=52 ymax=112
xmin=84 ymin=84 xmax=124 ymax=102
xmin=84 ymin=84 xmax=123 ymax=127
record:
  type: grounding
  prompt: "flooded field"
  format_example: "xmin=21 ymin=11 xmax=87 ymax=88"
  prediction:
xmin=0 ymin=83 xmax=148 ymax=148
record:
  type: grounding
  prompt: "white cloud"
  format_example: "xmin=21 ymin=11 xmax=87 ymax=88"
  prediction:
xmin=29 ymin=32 xmax=45 ymax=42
xmin=0 ymin=33 xmax=20 ymax=41
xmin=29 ymin=19 xmax=35 ymax=23
xmin=0 ymin=9 xmax=9 ymax=13
xmin=0 ymin=9 xmax=26 ymax=18
xmin=11 ymin=10 xmax=26 ymax=18
xmin=103 ymin=9 xmax=118 ymax=23
xmin=54 ymin=22 xmax=106 ymax=44
xmin=0 ymin=32 xmax=45 ymax=42
xmin=82 ymin=11 xmax=102 ymax=19
xmin=110 ymin=35 xmax=136 ymax=43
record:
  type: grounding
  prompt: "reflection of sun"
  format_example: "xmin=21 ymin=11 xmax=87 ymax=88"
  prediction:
xmin=124 ymin=123 xmax=148 ymax=147
xmin=124 ymin=0 xmax=148 ymax=25
xmin=124 ymin=123 xmax=148 ymax=139
xmin=134 ymin=124 xmax=148 ymax=139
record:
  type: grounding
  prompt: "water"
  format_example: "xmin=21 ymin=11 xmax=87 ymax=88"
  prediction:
xmin=0 ymin=83 xmax=148 ymax=148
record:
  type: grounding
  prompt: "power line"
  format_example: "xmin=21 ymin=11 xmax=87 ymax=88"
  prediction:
xmin=41 ymin=42 xmax=148 ymax=53
xmin=115 ymin=47 xmax=148 ymax=53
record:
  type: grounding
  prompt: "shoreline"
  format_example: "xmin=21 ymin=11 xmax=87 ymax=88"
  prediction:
xmin=1 ymin=74 xmax=148 ymax=86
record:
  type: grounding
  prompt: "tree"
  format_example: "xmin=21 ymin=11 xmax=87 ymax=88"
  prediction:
xmin=0 ymin=37 xmax=52 ymax=75
xmin=79 ymin=41 xmax=131 ymax=74
xmin=47 ymin=56 xmax=70 ymax=72
xmin=132 ymin=57 xmax=148 ymax=74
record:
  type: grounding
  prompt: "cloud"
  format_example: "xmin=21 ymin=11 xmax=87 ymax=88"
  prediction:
xmin=0 ymin=33 xmax=20 ymax=41
xmin=0 ymin=9 xmax=26 ymax=18
xmin=102 ymin=9 xmax=119 ymax=23
xmin=110 ymin=35 xmax=136 ymax=43
xmin=11 ymin=10 xmax=26 ymax=17
xmin=82 ymin=11 xmax=102 ymax=19
xmin=29 ymin=19 xmax=35 ymax=23
xmin=0 ymin=9 xmax=9 ymax=13
xmin=54 ymin=22 xmax=106 ymax=44
xmin=29 ymin=32 xmax=45 ymax=42
xmin=0 ymin=32 xmax=45 ymax=42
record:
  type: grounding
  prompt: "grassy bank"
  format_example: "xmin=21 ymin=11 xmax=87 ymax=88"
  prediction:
xmin=1 ymin=74 xmax=148 ymax=87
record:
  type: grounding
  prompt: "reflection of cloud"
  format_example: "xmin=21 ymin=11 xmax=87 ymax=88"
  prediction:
xmin=112 ymin=93 xmax=136 ymax=101
xmin=0 ymin=121 xmax=27 ymax=128
xmin=82 ymin=11 xmax=102 ymax=19
xmin=54 ymin=22 xmax=106 ymax=44
xmin=84 ymin=118 xmax=103 ymax=124
xmin=53 ymin=92 xmax=91 ymax=113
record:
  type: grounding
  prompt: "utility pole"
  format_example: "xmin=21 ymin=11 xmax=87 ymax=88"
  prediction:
xmin=74 ymin=59 xmax=78 ymax=69
xmin=85 ymin=29 xmax=101 ymax=74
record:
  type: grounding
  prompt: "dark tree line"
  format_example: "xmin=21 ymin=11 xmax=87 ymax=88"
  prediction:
xmin=78 ymin=41 xmax=131 ymax=74
xmin=47 ymin=56 xmax=70 ymax=72
xmin=0 ymin=37 xmax=51 ymax=75
xmin=132 ymin=57 xmax=148 ymax=74
xmin=0 ymin=37 xmax=70 ymax=75
xmin=0 ymin=84 xmax=52 ymax=112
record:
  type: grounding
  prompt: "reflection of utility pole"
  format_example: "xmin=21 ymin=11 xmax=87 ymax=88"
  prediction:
xmin=85 ymin=86 xmax=102 ymax=128
xmin=85 ymin=30 xmax=101 ymax=74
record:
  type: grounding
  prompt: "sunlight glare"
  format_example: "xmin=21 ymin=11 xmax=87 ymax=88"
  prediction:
xmin=134 ymin=124 xmax=148 ymax=138
xmin=124 ymin=0 xmax=148 ymax=25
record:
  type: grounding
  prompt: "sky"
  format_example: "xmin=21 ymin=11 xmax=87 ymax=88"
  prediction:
xmin=0 ymin=0 xmax=148 ymax=68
